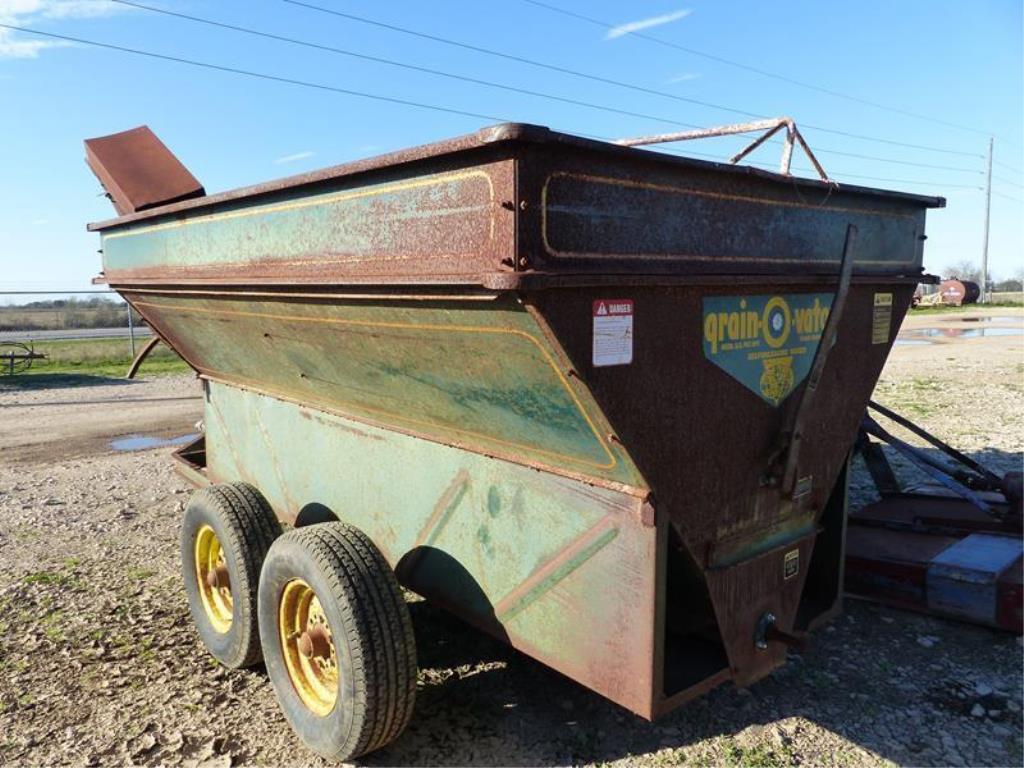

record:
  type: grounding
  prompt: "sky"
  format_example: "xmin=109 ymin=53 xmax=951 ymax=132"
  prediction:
xmin=0 ymin=0 xmax=1021 ymax=299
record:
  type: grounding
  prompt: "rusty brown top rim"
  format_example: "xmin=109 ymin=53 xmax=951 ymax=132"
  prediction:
xmin=100 ymin=271 xmax=935 ymax=291
xmin=86 ymin=122 xmax=946 ymax=232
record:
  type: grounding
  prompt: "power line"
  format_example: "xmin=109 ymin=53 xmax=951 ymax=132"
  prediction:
xmin=991 ymin=190 xmax=1023 ymax=204
xmin=993 ymin=158 xmax=1023 ymax=174
xmin=825 ymin=172 xmax=980 ymax=189
xmin=519 ymin=0 xmax=998 ymax=140
xmin=788 ymin=148 xmax=981 ymax=174
xmin=282 ymin=0 xmax=984 ymax=159
xmin=992 ymin=174 xmax=1024 ymax=189
xmin=0 ymin=23 xmax=980 ymax=195
xmin=0 ymin=23 xmax=509 ymax=123
xmin=106 ymin=0 xmax=711 ymax=132
xmin=105 ymin=0 xmax=987 ymax=174
xmin=647 ymin=145 xmax=977 ymax=189
xmin=616 ymin=131 xmax=982 ymax=172
xmin=279 ymin=0 xmax=764 ymax=120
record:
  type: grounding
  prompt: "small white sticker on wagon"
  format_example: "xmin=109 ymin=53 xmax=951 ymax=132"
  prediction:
xmin=592 ymin=299 xmax=633 ymax=367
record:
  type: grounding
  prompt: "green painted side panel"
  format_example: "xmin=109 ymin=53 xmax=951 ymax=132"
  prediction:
xmin=102 ymin=168 xmax=495 ymax=275
xmin=133 ymin=292 xmax=644 ymax=487
xmin=204 ymin=381 xmax=659 ymax=715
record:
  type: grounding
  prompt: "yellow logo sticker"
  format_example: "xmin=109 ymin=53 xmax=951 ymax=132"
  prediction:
xmin=702 ymin=294 xmax=832 ymax=406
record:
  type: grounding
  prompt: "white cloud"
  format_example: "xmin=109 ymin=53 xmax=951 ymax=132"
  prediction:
xmin=0 ymin=1 xmax=119 ymax=19
xmin=274 ymin=151 xmax=315 ymax=165
xmin=606 ymin=9 xmax=692 ymax=40
xmin=0 ymin=30 xmax=70 ymax=58
xmin=667 ymin=72 xmax=700 ymax=83
xmin=0 ymin=1 xmax=125 ymax=59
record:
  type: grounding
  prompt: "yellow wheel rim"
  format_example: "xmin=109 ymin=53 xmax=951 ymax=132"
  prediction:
xmin=279 ymin=578 xmax=339 ymax=716
xmin=195 ymin=524 xmax=233 ymax=633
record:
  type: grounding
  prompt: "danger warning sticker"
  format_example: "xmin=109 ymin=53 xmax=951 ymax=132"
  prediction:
xmin=593 ymin=299 xmax=633 ymax=367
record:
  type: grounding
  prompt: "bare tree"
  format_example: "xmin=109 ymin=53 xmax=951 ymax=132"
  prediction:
xmin=944 ymin=259 xmax=981 ymax=283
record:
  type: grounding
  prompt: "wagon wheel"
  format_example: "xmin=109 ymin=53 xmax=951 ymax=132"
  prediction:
xmin=180 ymin=483 xmax=282 ymax=668
xmin=258 ymin=522 xmax=417 ymax=762
xmin=1 ymin=342 xmax=36 ymax=375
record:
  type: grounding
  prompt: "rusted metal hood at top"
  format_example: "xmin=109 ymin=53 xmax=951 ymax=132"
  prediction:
xmin=85 ymin=122 xmax=947 ymax=289
xmin=86 ymin=122 xmax=944 ymax=231
xmin=84 ymin=125 xmax=205 ymax=216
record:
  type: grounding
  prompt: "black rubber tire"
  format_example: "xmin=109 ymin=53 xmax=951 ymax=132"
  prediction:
xmin=258 ymin=522 xmax=417 ymax=762
xmin=180 ymin=482 xmax=282 ymax=668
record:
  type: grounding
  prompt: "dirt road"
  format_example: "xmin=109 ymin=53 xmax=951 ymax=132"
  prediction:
xmin=1 ymin=312 xmax=1021 ymax=767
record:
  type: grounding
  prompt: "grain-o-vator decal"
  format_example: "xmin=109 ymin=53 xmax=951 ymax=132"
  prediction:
xmin=702 ymin=293 xmax=832 ymax=405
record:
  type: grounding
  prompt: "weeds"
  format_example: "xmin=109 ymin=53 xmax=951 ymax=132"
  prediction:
xmin=723 ymin=742 xmax=795 ymax=767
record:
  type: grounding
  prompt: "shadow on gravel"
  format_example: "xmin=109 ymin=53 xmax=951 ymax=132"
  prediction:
xmin=2 ymin=394 xmax=201 ymax=408
xmin=0 ymin=372 xmax=136 ymax=391
xmin=850 ymin=444 xmax=1024 ymax=506
xmin=365 ymin=598 xmax=1020 ymax=767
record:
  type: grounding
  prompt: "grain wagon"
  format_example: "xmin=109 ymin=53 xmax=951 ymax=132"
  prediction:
xmin=85 ymin=123 xmax=942 ymax=761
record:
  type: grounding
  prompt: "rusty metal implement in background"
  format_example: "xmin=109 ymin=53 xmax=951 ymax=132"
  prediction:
xmin=125 ymin=334 xmax=163 ymax=379
xmin=85 ymin=121 xmax=943 ymax=758
xmin=848 ymin=401 xmax=1022 ymax=633
xmin=616 ymin=117 xmax=831 ymax=180
xmin=1 ymin=341 xmax=45 ymax=375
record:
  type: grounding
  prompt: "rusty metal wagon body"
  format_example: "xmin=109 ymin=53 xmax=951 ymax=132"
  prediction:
xmin=86 ymin=123 xmax=942 ymax=756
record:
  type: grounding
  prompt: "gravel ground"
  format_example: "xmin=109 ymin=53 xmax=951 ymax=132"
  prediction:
xmin=0 ymin=311 xmax=1021 ymax=767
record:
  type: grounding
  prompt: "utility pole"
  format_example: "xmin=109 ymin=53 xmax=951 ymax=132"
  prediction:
xmin=980 ymin=137 xmax=993 ymax=303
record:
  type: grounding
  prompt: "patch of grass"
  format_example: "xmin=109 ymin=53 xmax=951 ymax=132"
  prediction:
xmin=19 ymin=337 xmax=188 ymax=378
xmin=895 ymin=400 xmax=934 ymax=418
xmin=137 ymin=634 xmax=156 ymax=663
xmin=723 ymin=742 xmax=794 ymax=768
xmin=909 ymin=301 xmax=1022 ymax=315
xmin=10 ymin=527 xmax=41 ymax=542
xmin=23 ymin=557 xmax=86 ymax=590
xmin=909 ymin=376 xmax=943 ymax=392
xmin=41 ymin=609 xmax=65 ymax=643
xmin=125 ymin=567 xmax=157 ymax=580
xmin=4 ymin=658 xmax=29 ymax=676
xmin=650 ymin=747 xmax=687 ymax=766
xmin=23 ymin=570 xmax=71 ymax=586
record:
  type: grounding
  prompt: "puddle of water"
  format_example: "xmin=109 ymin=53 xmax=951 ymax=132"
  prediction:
xmin=110 ymin=433 xmax=199 ymax=452
xmin=900 ymin=327 xmax=1024 ymax=340
xmin=894 ymin=339 xmax=934 ymax=347
xmin=959 ymin=316 xmax=1022 ymax=323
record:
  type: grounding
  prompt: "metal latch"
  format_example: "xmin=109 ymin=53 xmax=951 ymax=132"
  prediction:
xmin=766 ymin=223 xmax=858 ymax=496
